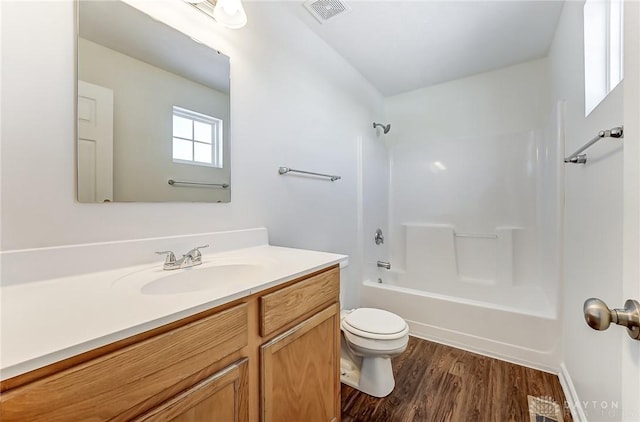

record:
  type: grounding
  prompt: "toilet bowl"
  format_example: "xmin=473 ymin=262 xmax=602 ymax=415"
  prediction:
xmin=340 ymin=308 xmax=409 ymax=398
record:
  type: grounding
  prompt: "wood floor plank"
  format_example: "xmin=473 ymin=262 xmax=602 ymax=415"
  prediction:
xmin=487 ymin=359 xmax=529 ymax=422
xmin=449 ymin=352 xmax=491 ymax=422
xmin=409 ymin=345 xmax=462 ymax=421
xmin=341 ymin=336 xmax=572 ymax=422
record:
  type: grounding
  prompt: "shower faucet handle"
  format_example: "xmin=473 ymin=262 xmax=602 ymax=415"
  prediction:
xmin=374 ymin=228 xmax=384 ymax=245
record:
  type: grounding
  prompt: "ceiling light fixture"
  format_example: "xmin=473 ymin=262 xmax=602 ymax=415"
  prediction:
xmin=185 ymin=0 xmax=247 ymax=29
xmin=213 ymin=0 xmax=247 ymax=29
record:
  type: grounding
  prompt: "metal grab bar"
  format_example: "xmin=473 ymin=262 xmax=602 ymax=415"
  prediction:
xmin=278 ymin=167 xmax=341 ymax=181
xmin=564 ymin=126 xmax=623 ymax=164
xmin=455 ymin=232 xmax=498 ymax=239
xmin=168 ymin=179 xmax=229 ymax=188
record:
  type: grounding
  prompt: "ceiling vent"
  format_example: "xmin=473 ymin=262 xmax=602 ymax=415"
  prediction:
xmin=304 ymin=0 xmax=351 ymax=24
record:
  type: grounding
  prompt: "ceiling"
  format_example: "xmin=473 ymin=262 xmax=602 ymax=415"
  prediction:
xmin=285 ymin=1 xmax=564 ymax=97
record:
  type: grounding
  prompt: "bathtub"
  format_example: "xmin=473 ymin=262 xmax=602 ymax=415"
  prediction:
xmin=359 ymin=272 xmax=561 ymax=372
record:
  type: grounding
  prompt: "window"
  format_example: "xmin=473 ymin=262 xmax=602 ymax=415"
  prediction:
xmin=584 ymin=0 xmax=624 ymax=116
xmin=172 ymin=106 xmax=223 ymax=168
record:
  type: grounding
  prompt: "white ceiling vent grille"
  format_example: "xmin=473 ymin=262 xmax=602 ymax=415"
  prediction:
xmin=304 ymin=0 xmax=351 ymax=24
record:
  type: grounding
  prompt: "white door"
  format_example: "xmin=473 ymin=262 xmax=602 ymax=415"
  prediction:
xmin=621 ymin=1 xmax=640 ymax=417
xmin=77 ymin=80 xmax=113 ymax=202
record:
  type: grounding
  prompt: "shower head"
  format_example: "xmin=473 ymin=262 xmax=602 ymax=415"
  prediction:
xmin=373 ymin=122 xmax=391 ymax=134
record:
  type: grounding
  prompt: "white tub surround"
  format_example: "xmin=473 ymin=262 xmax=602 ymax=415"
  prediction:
xmin=383 ymin=58 xmax=562 ymax=317
xmin=369 ymin=60 xmax=563 ymax=372
xmin=0 ymin=228 xmax=348 ymax=380
xmin=404 ymin=224 xmax=528 ymax=288
xmin=388 ymin=223 xmax=555 ymax=319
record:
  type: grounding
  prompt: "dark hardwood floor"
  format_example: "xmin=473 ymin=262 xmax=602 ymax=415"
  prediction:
xmin=341 ymin=336 xmax=572 ymax=422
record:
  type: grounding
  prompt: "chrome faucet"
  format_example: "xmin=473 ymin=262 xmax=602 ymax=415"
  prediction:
xmin=156 ymin=245 xmax=209 ymax=270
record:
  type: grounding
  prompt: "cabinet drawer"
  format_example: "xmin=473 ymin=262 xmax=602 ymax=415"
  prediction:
xmin=260 ymin=266 xmax=339 ymax=337
xmin=0 ymin=303 xmax=248 ymax=422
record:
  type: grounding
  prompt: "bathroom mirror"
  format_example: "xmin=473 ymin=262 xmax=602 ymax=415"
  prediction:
xmin=77 ymin=1 xmax=231 ymax=203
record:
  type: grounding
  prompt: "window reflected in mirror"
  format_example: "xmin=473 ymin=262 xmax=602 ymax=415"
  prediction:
xmin=172 ymin=106 xmax=223 ymax=168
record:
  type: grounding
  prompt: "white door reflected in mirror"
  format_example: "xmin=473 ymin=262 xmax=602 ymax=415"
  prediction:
xmin=77 ymin=80 xmax=113 ymax=203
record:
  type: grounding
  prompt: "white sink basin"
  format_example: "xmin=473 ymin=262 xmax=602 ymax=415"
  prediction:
xmin=114 ymin=261 xmax=262 ymax=295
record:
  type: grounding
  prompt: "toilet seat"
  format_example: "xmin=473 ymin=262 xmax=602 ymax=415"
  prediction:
xmin=341 ymin=308 xmax=409 ymax=340
xmin=342 ymin=329 xmax=409 ymax=354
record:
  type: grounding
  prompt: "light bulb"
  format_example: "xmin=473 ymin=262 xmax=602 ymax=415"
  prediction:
xmin=213 ymin=0 xmax=247 ymax=29
xmin=222 ymin=0 xmax=239 ymax=14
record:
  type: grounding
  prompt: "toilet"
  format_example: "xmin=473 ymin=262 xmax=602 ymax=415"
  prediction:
xmin=340 ymin=308 xmax=410 ymax=398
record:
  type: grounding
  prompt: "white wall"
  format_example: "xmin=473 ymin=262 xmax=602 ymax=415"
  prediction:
xmin=549 ymin=1 xmax=625 ymax=420
xmin=384 ymin=59 xmax=557 ymax=296
xmin=0 ymin=1 xmax=384 ymax=308
xmin=79 ymin=38 xmax=231 ymax=202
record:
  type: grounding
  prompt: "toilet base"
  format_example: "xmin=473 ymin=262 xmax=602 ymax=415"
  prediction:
xmin=340 ymin=341 xmax=395 ymax=398
xmin=340 ymin=356 xmax=361 ymax=389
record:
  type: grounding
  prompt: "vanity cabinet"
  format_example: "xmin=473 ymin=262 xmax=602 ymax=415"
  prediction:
xmin=0 ymin=303 xmax=249 ymax=422
xmin=0 ymin=264 xmax=340 ymax=422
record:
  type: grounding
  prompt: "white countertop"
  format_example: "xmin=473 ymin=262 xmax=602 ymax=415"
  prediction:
xmin=0 ymin=245 xmax=347 ymax=380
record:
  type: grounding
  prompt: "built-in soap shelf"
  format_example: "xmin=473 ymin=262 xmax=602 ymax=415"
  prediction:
xmin=403 ymin=223 xmax=524 ymax=287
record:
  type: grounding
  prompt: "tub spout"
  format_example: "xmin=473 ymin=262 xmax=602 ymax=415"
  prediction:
xmin=377 ymin=261 xmax=391 ymax=270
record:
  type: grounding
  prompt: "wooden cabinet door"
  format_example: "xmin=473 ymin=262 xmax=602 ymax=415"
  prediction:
xmin=261 ymin=304 xmax=340 ymax=422
xmin=134 ymin=358 xmax=248 ymax=422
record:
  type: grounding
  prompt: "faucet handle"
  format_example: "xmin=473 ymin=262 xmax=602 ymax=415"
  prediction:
xmin=156 ymin=251 xmax=176 ymax=264
xmin=185 ymin=244 xmax=209 ymax=259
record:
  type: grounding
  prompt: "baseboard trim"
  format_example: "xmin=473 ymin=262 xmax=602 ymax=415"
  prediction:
xmin=406 ymin=319 xmax=559 ymax=374
xmin=558 ymin=362 xmax=587 ymax=422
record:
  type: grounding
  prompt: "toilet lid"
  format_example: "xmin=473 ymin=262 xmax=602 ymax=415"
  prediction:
xmin=343 ymin=308 xmax=407 ymax=336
